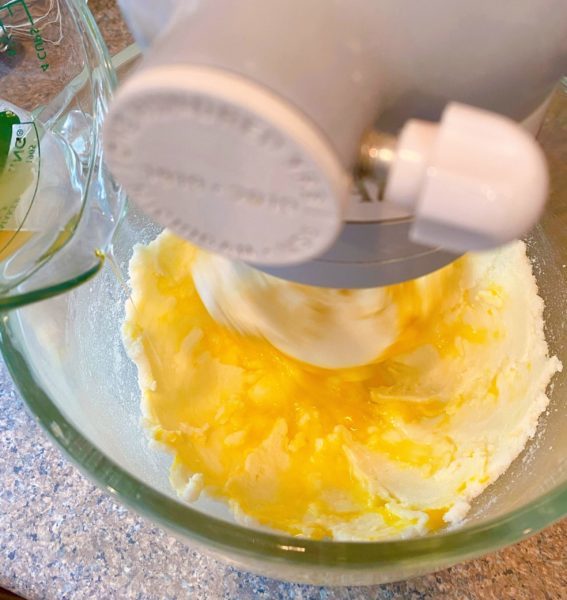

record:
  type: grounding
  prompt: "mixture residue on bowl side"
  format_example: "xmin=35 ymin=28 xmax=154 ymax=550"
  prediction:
xmin=122 ymin=231 xmax=561 ymax=541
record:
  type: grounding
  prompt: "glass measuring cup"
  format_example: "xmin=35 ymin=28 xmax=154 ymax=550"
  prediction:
xmin=0 ymin=0 xmax=123 ymax=308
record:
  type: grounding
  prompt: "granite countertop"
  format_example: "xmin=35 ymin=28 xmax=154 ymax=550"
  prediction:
xmin=1 ymin=1 xmax=566 ymax=599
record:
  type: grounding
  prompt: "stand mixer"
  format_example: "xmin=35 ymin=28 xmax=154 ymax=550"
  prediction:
xmin=105 ymin=0 xmax=566 ymax=291
xmin=99 ymin=0 xmax=567 ymax=369
xmin=1 ymin=0 xmax=565 ymax=302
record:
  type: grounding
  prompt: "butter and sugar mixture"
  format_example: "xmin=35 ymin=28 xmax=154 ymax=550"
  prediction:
xmin=123 ymin=231 xmax=560 ymax=540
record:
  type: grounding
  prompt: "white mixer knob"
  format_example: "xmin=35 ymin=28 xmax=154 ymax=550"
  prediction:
xmin=385 ymin=103 xmax=549 ymax=253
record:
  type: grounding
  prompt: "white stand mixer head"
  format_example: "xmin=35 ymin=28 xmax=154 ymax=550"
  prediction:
xmin=105 ymin=0 xmax=564 ymax=287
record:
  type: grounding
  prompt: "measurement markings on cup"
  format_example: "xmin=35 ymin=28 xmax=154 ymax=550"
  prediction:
xmin=0 ymin=0 xmax=50 ymax=71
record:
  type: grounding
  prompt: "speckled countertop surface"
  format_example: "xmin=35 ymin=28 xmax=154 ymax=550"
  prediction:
xmin=1 ymin=1 xmax=566 ymax=599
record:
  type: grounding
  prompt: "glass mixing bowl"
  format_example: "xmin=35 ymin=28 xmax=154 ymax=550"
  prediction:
xmin=0 ymin=48 xmax=565 ymax=584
